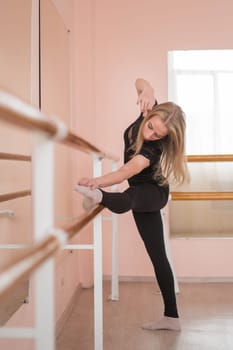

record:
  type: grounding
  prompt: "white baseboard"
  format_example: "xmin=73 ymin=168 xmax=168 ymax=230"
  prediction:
xmin=177 ymin=277 xmax=233 ymax=283
xmin=103 ymin=275 xmax=233 ymax=283
xmin=103 ymin=275 xmax=156 ymax=283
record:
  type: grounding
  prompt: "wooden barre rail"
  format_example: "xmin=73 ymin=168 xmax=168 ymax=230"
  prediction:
xmin=171 ymin=191 xmax=233 ymax=201
xmin=0 ymin=190 xmax=31 ymax=203
xmin=0 ymin=152 xmax=31 ymax=162
xmin=65 ymin=205 xmax=104 ymax=240
xmin=187 ymin=154 xmax=233 ymax=162
xmin=0 ymin=204 xmax=104 ymax=301
xmin=0 ymin=91 xmax=119 ymax=162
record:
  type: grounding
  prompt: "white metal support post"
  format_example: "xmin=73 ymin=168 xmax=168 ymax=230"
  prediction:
xmin=109 ymin=160 xmax=119 ymax=301
xmin=32 ymin=134 xmax=55 ymax=350
xmin=93 ymin=155 xmax=103 ymax=350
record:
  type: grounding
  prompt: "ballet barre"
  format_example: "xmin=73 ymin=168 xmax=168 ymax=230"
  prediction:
xmin=0 ymin=90 xmax=119 ymax=350
xmin=0 ymin=205 xmax=103 ymax=300
xmin=0 ymin=153 xmax=31 ymax=218
xmin=0 ymin=152 xmax=31 ymax=162
xmin=171 ymin=191 xmax=233 ymax=201
xmin=187 ymin=154 xmax=233 ymax=162
xmin=171 ymin=153 xmax=233 ymax=201
xmin=0 ymin=91 xmax=118 ymax=161
xmin=163 ymin=153 xmax=233 ymax=293
xmin=0 ymin=190 xmax=31 ymax=203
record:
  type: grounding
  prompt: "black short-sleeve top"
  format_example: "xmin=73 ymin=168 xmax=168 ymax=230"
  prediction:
xmin=123 ymin=113 xmax=163 ymax=186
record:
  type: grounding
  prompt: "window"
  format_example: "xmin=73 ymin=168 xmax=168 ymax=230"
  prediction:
xmin=168 ymin=50 xmax=233 ymax=237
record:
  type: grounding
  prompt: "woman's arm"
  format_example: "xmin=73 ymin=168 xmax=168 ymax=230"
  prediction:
xmin=78 ymin=154 xmax=150 ymax=189
xmin=135 ymin=78 xmax=156 ymax=116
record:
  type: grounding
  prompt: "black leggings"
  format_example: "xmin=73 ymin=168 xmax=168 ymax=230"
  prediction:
xmin=101 ymin=183 xmax=179 ymax=318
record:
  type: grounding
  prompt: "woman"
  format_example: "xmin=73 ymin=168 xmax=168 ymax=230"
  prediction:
xmin=75 ymin=78 xmax=189 ymax=331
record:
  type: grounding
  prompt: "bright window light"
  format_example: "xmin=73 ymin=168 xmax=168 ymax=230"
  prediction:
xmin=168 ymin=49 xmax=233 ymax=155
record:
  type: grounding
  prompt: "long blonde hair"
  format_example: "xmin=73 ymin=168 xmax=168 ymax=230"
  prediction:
xmin=134 ymin=102 xmax=189 ymax=185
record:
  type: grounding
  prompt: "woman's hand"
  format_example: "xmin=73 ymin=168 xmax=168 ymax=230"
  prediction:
xmin=135 ymin=78 xmax=155 ymax=117
xmin=78 ymin=177 xmax=99 ymax=190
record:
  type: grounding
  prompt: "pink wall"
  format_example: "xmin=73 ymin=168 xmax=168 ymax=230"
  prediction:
xmin=1 ymin=1 xmax=233 ymax=348
xmin=74 ymin=0 xmax=233 ymax=279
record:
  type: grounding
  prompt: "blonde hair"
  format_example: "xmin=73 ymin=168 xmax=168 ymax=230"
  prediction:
xmin=133 ymin=102 xmax=189 ymax=186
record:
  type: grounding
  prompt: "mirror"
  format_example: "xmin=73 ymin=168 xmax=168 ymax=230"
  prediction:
xmin=0 ymin=0 xmax=33 ymax=325
xmin=0 ymin=0 xmax=72 ymax=326
xmin=40 ymin=0 xmax=73 ymax=222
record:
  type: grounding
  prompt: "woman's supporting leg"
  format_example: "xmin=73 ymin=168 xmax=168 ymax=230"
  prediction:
xmin=132 ymin=210 xmax=181 ymax=330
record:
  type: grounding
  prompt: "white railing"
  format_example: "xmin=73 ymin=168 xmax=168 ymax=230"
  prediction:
xmin=0 ymin=90 xmax=119 ymax=350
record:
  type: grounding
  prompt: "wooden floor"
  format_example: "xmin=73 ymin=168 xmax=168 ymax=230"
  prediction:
xmin=56 ymin=281 xmax=233 ymax=350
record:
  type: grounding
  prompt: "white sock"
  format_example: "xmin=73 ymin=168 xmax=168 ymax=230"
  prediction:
xmin=74 ymin=185 xmax=103 ymax=212
xmin=142 ymin=316 xmax=181 ymax=331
